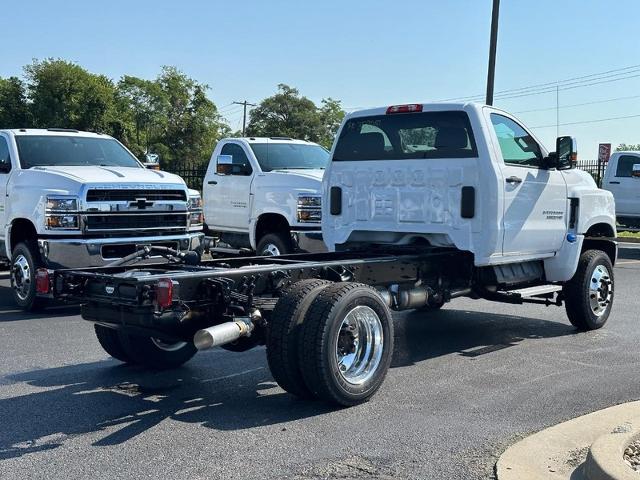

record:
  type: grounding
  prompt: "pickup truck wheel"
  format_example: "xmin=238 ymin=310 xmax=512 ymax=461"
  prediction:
xmin=119 ymin=334 xmax=197 ymax=369
xmin=298 ymin=283 xmax=394 ymax=406
xmin=267 ymin=279 xmax=332 ymax=398
xmin=10 ymin=242 xmax=46 ymax=311
xmin=257 ymin=233 xmax=292 ymax=256
xmin=564 ymin=249 xmax=614 ymax=331
xmin=94 ymin=325 xmax=134 ymax=363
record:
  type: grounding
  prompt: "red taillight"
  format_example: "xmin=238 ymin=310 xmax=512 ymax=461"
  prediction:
xmin=36 ymin=269 xmax=50 ymax=294
xmin=386 ymin=104 xmax=423 ymax=114
xmin=156 ymin=278 xmax=174 ymax=308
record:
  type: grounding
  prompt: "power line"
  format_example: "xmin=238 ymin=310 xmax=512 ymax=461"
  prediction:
xmin=513 ymin=94 xmax=640 ymax=114
xmin=529 ymin=113 xmax=640 ymax=129
xmin=437 ymin=63 xmax=640 ymax=102
xmin=232 ymin=100 xmax=256 ymax=136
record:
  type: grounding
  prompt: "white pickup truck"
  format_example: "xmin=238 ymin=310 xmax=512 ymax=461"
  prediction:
xmin=603 ymin=150 xmax=640 ymax=227
xmin=203 ymin=137 xmax=329 ymax=255
xmin=0 ymin=128 xmax=204 ymax=310
xmin=49 ymin=102 xmax=617 ymax=407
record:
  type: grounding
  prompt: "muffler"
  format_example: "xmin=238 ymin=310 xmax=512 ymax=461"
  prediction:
xmin=193 ymin=318 xmax=254 ymax=350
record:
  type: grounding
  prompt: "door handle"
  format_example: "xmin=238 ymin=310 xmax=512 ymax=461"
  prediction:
xmin=208 ymin=180 xmax=218 ymax=185
xmin=505 ymin=176 xmax=523 ymax=184
xmin=609 ymin=181 xmax=620 ymax=184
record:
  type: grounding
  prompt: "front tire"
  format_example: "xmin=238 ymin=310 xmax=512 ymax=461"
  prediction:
xmin=10 ymin=241 xmax=46 ymax=311
xmin=257 ymin=232 xmax=292 ymax=256
xmin=119 ymin=334 xmax=197 ymax=369
xmin=298 ymin=283 xmax=394 ymax=406
xmin=564 ymin=249 xmax=614 ymax=331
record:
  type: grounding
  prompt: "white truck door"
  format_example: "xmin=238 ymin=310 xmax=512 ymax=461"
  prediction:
xmin=205 ymin=142 xmax=254 ymax=231
xmin=489 ymin=113 xmax=568 ymax=256
xmin=0 ymin=135 xmax=11 ymax=256
xmin=605 ymin=153 xmax=640 ymax=218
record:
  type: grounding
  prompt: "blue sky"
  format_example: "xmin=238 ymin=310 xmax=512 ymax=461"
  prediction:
xmin=2 ymin=0 xmax=639 ymax=157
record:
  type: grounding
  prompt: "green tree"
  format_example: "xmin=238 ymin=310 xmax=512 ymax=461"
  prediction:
xmin=616 ymin=143 xmax=640 ymax=151
xmin=246 ymin=84 xmax=345 ymax=148
xmin=25 ymin=59 xmax=116 ymax=132
xmin=0 ymin=76 xmax=30 ymax=128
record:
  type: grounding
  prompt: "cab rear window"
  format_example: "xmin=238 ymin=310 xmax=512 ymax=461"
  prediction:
xmin=332 ymin=111 xmax=478 ymax=161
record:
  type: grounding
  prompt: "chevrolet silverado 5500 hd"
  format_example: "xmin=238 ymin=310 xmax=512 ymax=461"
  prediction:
xmin=42 ymin=103 xmax=616 ymax=406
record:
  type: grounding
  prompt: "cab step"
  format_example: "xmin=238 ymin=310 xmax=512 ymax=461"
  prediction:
xmin=508 ymin=284 xmax=563 ymax=298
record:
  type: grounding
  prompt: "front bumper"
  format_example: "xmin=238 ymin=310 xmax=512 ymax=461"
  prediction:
xmin=38 ymin=233 xmax=204 ymax=269
xmin=291 ymin=230 xmax=328 ymax=253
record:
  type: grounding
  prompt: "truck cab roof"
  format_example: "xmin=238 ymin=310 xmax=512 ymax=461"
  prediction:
xmin=220 ymin=137 xmax=320 ymax=145
xmin=1 ymin=128 xmax=110 ymax=138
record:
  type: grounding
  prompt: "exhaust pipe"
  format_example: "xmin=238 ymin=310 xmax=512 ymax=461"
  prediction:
xmin=193 ymin=318 xmax=254 ymax=350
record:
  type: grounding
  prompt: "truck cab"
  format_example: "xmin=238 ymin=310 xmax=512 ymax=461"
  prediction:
xmin=203 ymin=137 xmax=329 ymax=255
xmin=323 ymin=102 xmax=616 ymax=283
xmin=0 ymin=128 xmax=204 ymax=310
xmin=603 ymin=151 xmax=640 ymax=227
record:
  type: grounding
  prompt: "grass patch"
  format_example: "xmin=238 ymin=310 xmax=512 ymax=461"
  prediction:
xmin=618 ymin=230 xmax=640 ymax=239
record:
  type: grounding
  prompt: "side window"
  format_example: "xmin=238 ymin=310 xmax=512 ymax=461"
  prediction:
xmin=490 ymin=114 xmax=543 ymax=168
xmin=220 ymin=143 xmax=252 ymax=175
xmin=0 ymin=137 xmax=12 ymax=173
xmin=615 ymin=155 xmax=640 ymax=178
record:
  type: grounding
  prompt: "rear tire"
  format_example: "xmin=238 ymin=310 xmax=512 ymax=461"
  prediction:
xmin=119 ymin=334 xmax=197 ymax=369
xmin=564 ymin=249 xmax=614 ymax=331
xmin=10 ymin=241 xmax=47 ymax=311
xmin=267 ymin=279 xmax=332 ymax=398
xmin=94 ymin=325 xmax=134 ymax=363
xmin=298 ymin=283 xmax=394 ymax=406
xmin=257 ymin=232 xmax=292 ymax=256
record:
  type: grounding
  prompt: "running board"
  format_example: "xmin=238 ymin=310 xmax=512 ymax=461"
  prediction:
xmin=484 ymin=284 xmax=563 ymax=306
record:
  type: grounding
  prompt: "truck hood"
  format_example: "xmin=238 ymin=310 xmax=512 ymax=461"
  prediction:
xmin=29 ymin=166 xmax=186 ymax=185
xmin=263 ymin=168 xmax=324 ymax=186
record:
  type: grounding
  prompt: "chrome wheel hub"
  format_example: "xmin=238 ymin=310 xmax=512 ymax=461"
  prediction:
xmin=335 ymin=306 xmax=384 ymax=385
xmin=262 ymin=243 xmax=281 ymax=256
xmin=151 ymin=338 xmax=187 ymax=352
xmin=589 ymin=264 xmax=612 ymax=317
xmin=12 ymin=254 xmax=31 ymax=301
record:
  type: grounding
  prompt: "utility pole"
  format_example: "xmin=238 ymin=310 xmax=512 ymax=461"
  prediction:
xmin=232 ymin=100 xmax=256 ymax=136
xmin=556 ymin=83 xmax=560 ymax=137
xmin=485 ymin=0 xmax=501 ymax=105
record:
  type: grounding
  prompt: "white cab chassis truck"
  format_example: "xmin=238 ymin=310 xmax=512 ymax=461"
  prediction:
xmin=46 ymin=103 xmax=616 ymax=407
xmin=602 ymin=151 xmax=640 ymax=227
xmin=0 ymin=128 xmax=204 ymax=310
xmin=203 ymin=137 xmax=329 ymax=256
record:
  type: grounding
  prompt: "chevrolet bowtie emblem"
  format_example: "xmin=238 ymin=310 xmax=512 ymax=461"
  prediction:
xmin=131 ymin=198 xmax=154 ymax=209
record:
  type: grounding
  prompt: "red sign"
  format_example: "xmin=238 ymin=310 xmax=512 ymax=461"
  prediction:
xmin=598 ymin=143 xmax=612 ymax=163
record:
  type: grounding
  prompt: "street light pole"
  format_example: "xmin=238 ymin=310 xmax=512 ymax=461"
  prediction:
xmin=485 ymin=0 xmax=501 ymax=106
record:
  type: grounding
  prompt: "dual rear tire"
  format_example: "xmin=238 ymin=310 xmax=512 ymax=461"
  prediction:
xmin=267 ymin=281 xmax=394 ymax=406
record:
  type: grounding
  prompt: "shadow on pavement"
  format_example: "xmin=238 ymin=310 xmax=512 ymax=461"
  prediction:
xmin=392 ymin=308 xmax=575 ymax=368
xmin=0 ymin=307 xmax=575 ymax=460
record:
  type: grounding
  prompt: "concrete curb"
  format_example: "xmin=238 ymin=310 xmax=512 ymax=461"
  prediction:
xmin=618 ymin=237 xmax=640 ymax=244
xmin=583 ymin=419 xmax=640 ymax=480
xmin=496 ymin=401 xmax=640 ymax=480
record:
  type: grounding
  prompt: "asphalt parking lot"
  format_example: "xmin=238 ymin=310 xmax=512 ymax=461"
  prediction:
xmin=1 ymin=246 xmax=639 ymax=480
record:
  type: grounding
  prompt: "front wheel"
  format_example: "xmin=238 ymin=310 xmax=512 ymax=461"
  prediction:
xmin=10 ymin=241 xmax=47 ymax=311
xmin=298 ymin=283 xmax=394 ymax=406
xmin=563 ymin=249 xmax=614 ymax=331
xmin=119 ymin=333 xmax=197 ymax=369
xmin=257 ymin=232 xmax=292 ymax=256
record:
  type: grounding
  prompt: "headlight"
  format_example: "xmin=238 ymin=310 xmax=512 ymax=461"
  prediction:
xmin=188 ymin=195 xmax=203 ymax=210
xmin=45 ymin=195 xmax=80 ymax=230
xmin=297 ymin=194 xmax=322 ymax=223
xmin=46 ymin=196 xmax=78 ymax=211
xmin=189 ymin=211 xmax=204 ymax=226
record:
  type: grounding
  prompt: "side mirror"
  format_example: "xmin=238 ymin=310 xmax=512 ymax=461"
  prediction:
xmin=216 ymin=154 xmax=233 ymax=175
xmin=632 ymin=164 xmax=640 ymax=178
xmin=556 ymin=136 xmax=577 ymax=169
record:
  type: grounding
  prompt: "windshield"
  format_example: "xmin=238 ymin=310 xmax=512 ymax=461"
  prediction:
xmin=333 ymin=111 xmax=478 ymax=161
xmin=15 ymin=136 xmax=142 ymax=169
xmin=250 ymin=143 xmax=330 ymax=172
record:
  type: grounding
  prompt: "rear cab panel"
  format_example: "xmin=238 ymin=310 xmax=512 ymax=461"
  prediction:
xmin=322 ymin=103 xmax=503 ymax=264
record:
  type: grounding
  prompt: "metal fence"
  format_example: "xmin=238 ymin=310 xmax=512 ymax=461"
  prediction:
xmin=576 ymin=159 xmax=606 ymax=187
xmin=164 ymin=163 xmax=208 ymax=191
